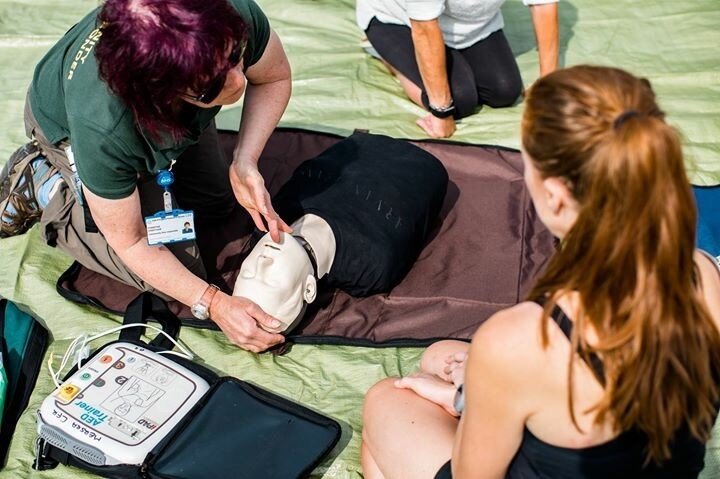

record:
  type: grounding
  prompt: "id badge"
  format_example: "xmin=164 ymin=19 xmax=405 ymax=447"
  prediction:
xmin=145 ymin=209 xmax=196 ymax=246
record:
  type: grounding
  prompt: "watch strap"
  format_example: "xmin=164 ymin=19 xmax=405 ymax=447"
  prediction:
xmin=195 ymin=284 xmax=220 ymax=319
xmin=428 ymin=99 xmax=456 ymax=119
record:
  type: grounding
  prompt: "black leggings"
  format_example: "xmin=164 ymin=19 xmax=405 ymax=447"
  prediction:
xmin=365 ymin=17 xmax=523 ymax=119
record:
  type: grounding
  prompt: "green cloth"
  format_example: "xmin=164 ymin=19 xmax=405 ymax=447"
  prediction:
xmin=216 ymin=0 xmax=720 ymax=186
xmin=1 ymin=1 xmax=720 ymax=478
xmin=28 ymin=0 xmax=270 ymax=199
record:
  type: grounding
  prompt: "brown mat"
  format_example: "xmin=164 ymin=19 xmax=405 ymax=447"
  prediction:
xmin=57 ymin=128 xmax=556 ymax=346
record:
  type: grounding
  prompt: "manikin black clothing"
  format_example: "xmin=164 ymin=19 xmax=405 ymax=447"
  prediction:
xmin=273 ymin=133 xmax=448 ymax=297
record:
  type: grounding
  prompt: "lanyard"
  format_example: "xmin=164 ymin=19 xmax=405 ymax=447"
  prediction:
xmin=156 ymin=169 xmax=174 ymax=213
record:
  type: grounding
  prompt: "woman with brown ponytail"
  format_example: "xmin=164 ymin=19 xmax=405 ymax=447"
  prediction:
xmin=361 ymin=65 xmax=720 ymax=479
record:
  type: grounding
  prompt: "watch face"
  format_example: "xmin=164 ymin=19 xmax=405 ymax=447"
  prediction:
xmin=191 ymin=304 xmax=209 ymax=320
xmin=453 ymin=385 xmax=464 ymax=415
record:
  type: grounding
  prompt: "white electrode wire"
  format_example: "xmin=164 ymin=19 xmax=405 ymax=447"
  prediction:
xmin=157 ymin=350 xmax=196 ymax=359
xmin=47 ymin=323 xmax=194 ymax=388
xmin=47 ymin=334 xmax=86 ymax=387
xmin=82 ymin=323 xmax=194 ymax=360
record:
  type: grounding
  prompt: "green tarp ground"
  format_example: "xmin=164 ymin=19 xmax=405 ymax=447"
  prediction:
xmin=0 ymin=1 xmax=718 ymax=478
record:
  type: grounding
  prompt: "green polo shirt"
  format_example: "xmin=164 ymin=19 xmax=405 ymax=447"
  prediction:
xmin=29 ymin=0 xmax=270 ymax=199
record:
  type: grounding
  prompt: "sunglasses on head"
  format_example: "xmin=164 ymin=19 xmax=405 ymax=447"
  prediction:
xmin=186 ymin=40 xmax=245 ymax=104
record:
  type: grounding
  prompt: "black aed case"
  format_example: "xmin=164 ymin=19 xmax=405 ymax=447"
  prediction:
xmin=34 ymin=293 xmax=341 ymax=479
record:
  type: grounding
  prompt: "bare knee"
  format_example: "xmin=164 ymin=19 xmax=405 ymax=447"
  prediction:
xmin=364 ymin=378 xmax=397 ymax=419
xmin=420 ymin=340 xmax=469 ymax=375
xmin=421 ymin=341 xmax=450 ymax=373
xmin=363 ymin=378 xmax=398 ymax=443
xmin=362 ymin=381 xmax=394 ymax=479
xmin=362 ymin=377 xmax=457 ymax=478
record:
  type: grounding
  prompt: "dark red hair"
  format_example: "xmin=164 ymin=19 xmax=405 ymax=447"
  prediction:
xmin=96 ymin=0 xmax=248 ymax=141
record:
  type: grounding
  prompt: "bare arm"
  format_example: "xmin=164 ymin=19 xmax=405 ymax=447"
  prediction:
xmin=233 ymin=29 xmax=291 ymax=169
xmin=409 ymin=18 xmax=456 ymax=138
xmin=410 ymin=18 xmax=452 ymax=110
xmin=529 ymin=2 xmax=559 ymax=77
xmin=695 ymin=251 xmax=720 ymax=330
xmin=84 ymin=187 xmax=284 ymax=352
xmin=84 ymin=187 xmax=207 ymax=307
xmin=452 ymin=307 xmax=537 ymax=478
xmin=230 ymin=29 xmax=293 ymax=241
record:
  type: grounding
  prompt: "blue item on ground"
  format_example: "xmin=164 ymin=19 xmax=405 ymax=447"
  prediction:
xmin=693 ymin=186 xmax=720 ymax=258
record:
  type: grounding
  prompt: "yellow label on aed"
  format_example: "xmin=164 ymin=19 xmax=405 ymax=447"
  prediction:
xmin=57 ymin=384 xmax=80 ymax=402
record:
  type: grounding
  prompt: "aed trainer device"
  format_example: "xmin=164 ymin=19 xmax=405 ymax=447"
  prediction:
xmin=36 ymin=342 xmax=209 ymax=466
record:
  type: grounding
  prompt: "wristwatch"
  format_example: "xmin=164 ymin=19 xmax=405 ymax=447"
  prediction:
xmin=428 ymin=99 xmax=456 ymax=119
xmin=453 ymin=384 xmax=465 ymax=416
xmin=191 ymin=284 xmax=220 ymax=320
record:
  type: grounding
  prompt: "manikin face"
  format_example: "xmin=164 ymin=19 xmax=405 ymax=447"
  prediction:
xmin=233 ymin=232 xmax=317 ymax=333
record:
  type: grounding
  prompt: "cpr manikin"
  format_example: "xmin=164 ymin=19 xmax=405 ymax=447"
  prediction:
xmin=233 ymin=214 xmax=336 ymax=333
xmin=233 ymin=132 xmax=449 ymax=334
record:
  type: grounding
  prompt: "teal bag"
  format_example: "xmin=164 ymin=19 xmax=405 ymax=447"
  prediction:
xmin=0 ymin=349 xmax=6 ymax=425
xmin=0 ymin=299 xmax=49 ymax=464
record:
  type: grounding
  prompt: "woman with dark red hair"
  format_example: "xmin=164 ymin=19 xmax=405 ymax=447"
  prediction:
xmin=1 ymin=0 xmax=292 ymax=352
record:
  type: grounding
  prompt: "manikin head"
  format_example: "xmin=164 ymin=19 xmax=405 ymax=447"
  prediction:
xmin=233 ymin=232 xmax=317 ymax=333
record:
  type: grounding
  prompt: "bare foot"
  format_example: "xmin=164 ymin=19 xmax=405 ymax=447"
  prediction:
xmin=416 ymin=114 xmax=456 ymax=138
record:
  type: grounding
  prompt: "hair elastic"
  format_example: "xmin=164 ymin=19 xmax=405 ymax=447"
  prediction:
xmin=613 ymin=110 xmax=641 ymax=129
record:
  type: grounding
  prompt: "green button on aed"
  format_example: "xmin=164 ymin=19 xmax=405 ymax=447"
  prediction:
xmin=80 ymin=373 xmax=91 ymax=380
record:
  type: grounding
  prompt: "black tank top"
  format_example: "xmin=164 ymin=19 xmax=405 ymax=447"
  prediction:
xmin=436 ymin=302 xmax=714 ymax=479
xmin=504 ymin=302 xmax=712 ymax=478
